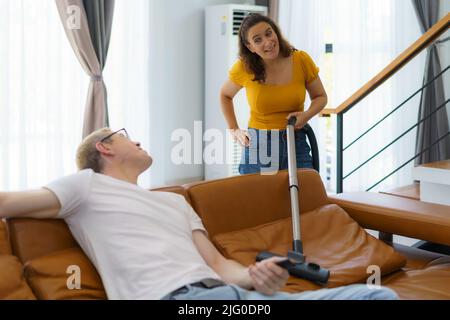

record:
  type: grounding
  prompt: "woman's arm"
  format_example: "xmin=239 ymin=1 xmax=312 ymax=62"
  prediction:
xmin=288 ymin=76 xmax=328 ymax=129
xmin=220 ymin=80 xmax=242 ymax=130
xmin=220 ymin=80 xmax=251 ymax=146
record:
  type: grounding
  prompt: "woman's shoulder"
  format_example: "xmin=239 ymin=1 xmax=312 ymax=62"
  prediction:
xmin=293 ymin=50 xmax=314 ymax=62
xmin=293 ymin=50 xmax=318 ymax=69
xmin=230 ymin=59 xmax=250 ymax=74
xmin=229 ymin=59 xmax=252 ymax=86
xmin=293 ymin=50 xmax=320 ymax=82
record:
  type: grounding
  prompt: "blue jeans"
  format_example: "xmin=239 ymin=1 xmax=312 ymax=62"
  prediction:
xmin=162 ymin=283 xmax=398 ymax=300
xmin=239 ymin=128 xmax=313 ymax=175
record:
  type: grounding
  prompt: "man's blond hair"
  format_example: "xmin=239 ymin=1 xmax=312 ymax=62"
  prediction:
xmin=76 ymin=128 xmax=112 ymax=173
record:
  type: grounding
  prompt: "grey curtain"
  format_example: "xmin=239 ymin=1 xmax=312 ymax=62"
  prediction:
xmin=56 ymin=0 xmax=115 ymax=138
xmin=255 ymin=0 xmax=279 ymax=22
xmin=269 ymin=0 xmax=279 ymax=23
xmin=412 ymin=0 xmax=450 ymax=165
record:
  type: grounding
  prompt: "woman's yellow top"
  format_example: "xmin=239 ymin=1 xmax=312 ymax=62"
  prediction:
xmin=229 ymin=50 xmax=319 ymax=130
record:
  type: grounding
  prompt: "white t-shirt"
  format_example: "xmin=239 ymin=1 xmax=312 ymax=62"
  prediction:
xmin=45 ymin=169 xmax=221 ymax=300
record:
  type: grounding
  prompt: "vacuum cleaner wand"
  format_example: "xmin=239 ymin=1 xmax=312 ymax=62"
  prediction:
xmin=256 ymin=116 xmax=330 ymax=285
xmin=287 ymin=116 xmax=303 ymax=254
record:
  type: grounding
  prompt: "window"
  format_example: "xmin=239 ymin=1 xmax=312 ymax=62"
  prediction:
xmin=279 ymin=0 xmax=425 ymax=192
xmin=0 ymin=0 xmax=85 ymax=190
xmin=0 ymin=0 xmax=152 ymax=190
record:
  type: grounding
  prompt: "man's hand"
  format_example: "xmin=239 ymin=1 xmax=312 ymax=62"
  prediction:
xmin=248 ymin=257 xmax=290 ymax=295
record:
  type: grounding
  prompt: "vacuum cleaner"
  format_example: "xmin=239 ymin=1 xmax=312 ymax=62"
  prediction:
xmin=256 ymin=116 xmax=330 ymax=285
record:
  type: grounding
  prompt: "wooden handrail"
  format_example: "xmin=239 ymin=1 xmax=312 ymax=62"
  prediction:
xmin=321 ymin=13 xmax=450 ymax=116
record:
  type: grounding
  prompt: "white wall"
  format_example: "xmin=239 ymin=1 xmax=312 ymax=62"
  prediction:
xmin=147 ymin=0 xmax=256 ymax=187
xmin=148 ymin=0 xmax=448 ymax=188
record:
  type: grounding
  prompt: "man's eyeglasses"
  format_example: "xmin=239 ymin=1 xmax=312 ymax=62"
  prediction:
xmin=100 ymin=128 xmax=129 ymax=143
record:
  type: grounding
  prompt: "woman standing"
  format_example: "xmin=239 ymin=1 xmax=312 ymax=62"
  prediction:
xmin=220 ymin=13 xmax=327 ymax=174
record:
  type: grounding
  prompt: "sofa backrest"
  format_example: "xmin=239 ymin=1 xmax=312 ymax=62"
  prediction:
xmin=185 ymin=169 xmax=328 ymax=238
xmin=8 ymin=219 xmax=78 ymax=264
xmin=4 ymin=186 xmax=188 ymax=300
xmin=6 ymin=171 xmax=326 ymax=264
xmin=0 ymin=219 xmax=11 ymax=255
xmin=151 ymin=186 xmax=192 ymax=203
xmin=1 ymin=219 xmax=36 ymax=299
xmin=3 ymin=172 xmax=326 ymax=299
xmin=6 ymin=186 xmax=189 ymax=264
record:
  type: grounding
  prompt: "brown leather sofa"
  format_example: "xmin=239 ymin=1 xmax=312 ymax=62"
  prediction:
xmin=1 ymin=169 xmax=449 ymax=300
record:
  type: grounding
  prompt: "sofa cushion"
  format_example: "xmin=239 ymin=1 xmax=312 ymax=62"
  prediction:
xmin=213 ymin=204 xmax=407 ymax=292
xmin=0 ymin=219 xmax=11 ymax=255
xmin=382 ymin=245 xmax=450 ymax=300
xmin=24 ymin=247 xmax=106 ymax=300
xmin=8 ymin=218 xmax=78 ymax=263
xmin=0 ymin=255 xmax=36 ymax=300
xmin=383 ymin=258 xmax=450 ymax=300
xmin=392 ymin=243 xmax=448 ymax=271
xmin=187 ymin=169 xmax=329 ymax=238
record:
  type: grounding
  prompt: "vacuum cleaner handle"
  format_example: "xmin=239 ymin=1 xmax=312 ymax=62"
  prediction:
xmin=254 ymin=117 xmax=330 ymax=285
xmin=287 ymin=116 xmax=303 ymax=253
xmin=302 ymin=123 xmax=320 ymax=172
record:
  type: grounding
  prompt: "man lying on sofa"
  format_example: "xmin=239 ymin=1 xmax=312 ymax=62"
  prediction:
xmin=0 ymin=128 xmax=398 ymax=300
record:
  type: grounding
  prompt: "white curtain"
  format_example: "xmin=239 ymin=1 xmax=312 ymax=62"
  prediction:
xmin=279 ymin=0 xmax=426 ymax=192
xmin=103 ymin=0 xmax=151 ymax=188
xmin=0 ymin=0 xmax=152 ymax=190
xmin=0 ymin=0 xmax=86 ymax=190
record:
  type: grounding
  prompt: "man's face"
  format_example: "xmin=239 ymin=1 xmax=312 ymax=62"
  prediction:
xmin=103 ymin=130 xmax=153 ymax=172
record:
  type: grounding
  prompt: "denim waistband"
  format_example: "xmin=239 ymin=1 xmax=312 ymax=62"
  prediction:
xmin=248 ymin=127 xmax=307 ymax=133
xmin=163 ymin=278 xmax=226 ymax=299
xmin=191 ymin=278 xmax=226 ymax=289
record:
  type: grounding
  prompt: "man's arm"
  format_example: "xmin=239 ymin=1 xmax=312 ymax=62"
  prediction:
xmin=193 ymin=230 xmax=289 ymax=295
xmin=0 ymin=188 xmax=61 ymax=219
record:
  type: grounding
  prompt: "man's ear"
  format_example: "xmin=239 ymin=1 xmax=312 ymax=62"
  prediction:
xmin=95 ymin=142 xmax=113 ymax=156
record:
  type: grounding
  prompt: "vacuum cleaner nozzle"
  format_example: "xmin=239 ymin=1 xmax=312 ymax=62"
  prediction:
xmin=256 ymin=251 xmax=330 ymax=285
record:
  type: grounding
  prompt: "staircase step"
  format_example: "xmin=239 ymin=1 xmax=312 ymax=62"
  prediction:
xmin=420 ymin=159 xmax=450 ymax=170
xmin=380 ymin=183 xmax=420 ymax=200
xmin=412 ymin=159 xmax=450 ymax=206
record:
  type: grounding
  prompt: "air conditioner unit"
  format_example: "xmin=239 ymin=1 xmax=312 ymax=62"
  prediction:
xmin=205 ymin=4 xmax=267 ymax=180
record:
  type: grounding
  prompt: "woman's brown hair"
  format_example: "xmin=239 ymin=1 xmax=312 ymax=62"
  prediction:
xmin=238 ymin=13 xmax=295 ymax=83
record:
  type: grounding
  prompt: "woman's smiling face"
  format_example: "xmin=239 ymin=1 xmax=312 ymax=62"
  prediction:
xmin=245 ymin=22 xmax=280 ymax=60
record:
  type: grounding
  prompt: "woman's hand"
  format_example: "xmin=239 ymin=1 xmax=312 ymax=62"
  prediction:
xmin=248 ymin=257 xmax=290 ymax=296
xmin=286 ymin=111 xmax=311 ymax=130
xmin=230 ymin=129 xmax=251 ymax=147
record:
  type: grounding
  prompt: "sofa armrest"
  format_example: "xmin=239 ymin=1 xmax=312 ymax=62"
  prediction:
xmin=328 ymin=192 xmax=450 ymax=246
